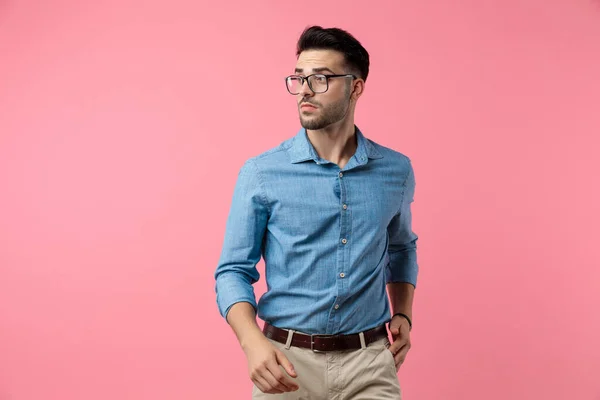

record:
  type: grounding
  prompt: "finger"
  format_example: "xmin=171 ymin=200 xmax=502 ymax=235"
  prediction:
xmin=261 ymin=368 xmax=289 ymax=394
xmin=276 ymin=350 xmax=298 ymax=378
xmin=262 ymin=362 xmax=291 ymax=392
xmin=252 ymin=377 xmax=266 ymax=394
xmin=254 ymin=375 xmax=282 ymax=395
xmin=388 ymin=338 xmax=407 ymax=355
xmin=393 ymin=343 xmax=411 ymax=366
xmin=394 ymin=350 xmax=406 ymax=367
xmin=267 ymin=361 xmax=299 ymax=392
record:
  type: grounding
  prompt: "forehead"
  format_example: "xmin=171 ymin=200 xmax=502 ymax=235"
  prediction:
xmin=295 ymin=49 xmax=345 ymax=73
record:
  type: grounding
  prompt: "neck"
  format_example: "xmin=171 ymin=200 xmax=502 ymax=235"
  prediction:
xmin=305 ymin=118 xmax=357 ymax=169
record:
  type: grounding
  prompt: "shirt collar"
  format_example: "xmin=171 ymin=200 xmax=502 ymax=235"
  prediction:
xmin=289 ymin=125 xmax=383 ymax=165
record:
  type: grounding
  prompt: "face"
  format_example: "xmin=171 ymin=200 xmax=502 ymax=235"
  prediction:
xmin=292 ymin=49 xmax=358 ymax=130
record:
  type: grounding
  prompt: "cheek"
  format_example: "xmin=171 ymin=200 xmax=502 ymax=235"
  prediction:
xmin=316 ymin=92 xmax=341 ymax=107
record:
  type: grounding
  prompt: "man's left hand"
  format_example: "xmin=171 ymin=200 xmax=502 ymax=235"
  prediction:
xmin=387 ymin=315 xmax=411 ymax=371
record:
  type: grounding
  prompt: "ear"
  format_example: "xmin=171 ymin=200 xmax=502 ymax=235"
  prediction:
xmin=351 ymin=79 xmax=365 ymax=101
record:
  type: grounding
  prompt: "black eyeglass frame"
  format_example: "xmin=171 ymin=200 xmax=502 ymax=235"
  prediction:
xmin=284 ymin=73 xmax=357 ymax=94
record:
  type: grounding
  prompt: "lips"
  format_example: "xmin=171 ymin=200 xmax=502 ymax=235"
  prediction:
xmin=301 ymin=103 xmax=317 ymax=109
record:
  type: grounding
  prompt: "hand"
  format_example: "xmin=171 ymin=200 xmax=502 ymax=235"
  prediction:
xmin=388 ymin=315 xmax=412 ymax=371
xmin=243 ymin=335 xmax=299 ymax=394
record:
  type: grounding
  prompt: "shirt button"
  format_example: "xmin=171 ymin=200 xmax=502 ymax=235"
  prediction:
xmin=338 ymin=172 xmax=343 ymax=178
xmin=341 ymin=238 xmax=347 ymax=244
xmin=342 ymin=204 xmax=348 ymax=210
xmin=339 ymin=273 xmax=345 ymax=278
xmin=334 ymin=304 xmax=340 ymax=309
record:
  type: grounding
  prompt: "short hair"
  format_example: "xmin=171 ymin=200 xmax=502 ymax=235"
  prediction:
xmin=296 ymin=26 xmax=370 ymax=82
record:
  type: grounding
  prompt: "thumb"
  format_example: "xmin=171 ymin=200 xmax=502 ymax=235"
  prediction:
xmin=276 ymin=350 xmax=297 ymax=378
xmin=389 ymin=324 xmax=400 ymax=335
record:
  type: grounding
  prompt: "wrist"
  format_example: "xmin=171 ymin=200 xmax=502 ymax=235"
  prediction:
xmin=240 ymin=329 xmax=267 ymax=351
xmin=391 ymin=312 xmax=412 ymax=331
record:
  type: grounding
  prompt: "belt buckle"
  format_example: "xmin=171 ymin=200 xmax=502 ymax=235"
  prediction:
xmin=310 ymin=334 xmax=332 ymax=352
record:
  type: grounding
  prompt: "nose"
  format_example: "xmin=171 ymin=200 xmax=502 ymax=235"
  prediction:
xmin=298 ymin=78 xmax=314 ymax=97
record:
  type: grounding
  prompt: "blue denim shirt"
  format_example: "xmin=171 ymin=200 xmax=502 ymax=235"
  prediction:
xmin=214 ymin=126 xmax=418 ymax=335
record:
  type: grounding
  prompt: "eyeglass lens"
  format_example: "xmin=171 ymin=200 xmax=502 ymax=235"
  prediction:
xmin=286 ymin=75 xmax=328 ymax=94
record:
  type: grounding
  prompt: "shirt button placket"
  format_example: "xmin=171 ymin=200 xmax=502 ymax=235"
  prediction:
xmin=335 ymin=169 xmax=349 ymax=331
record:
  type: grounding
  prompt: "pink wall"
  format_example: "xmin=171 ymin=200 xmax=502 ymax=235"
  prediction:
xmin=1 ymin=1 xmax=599 ymax=399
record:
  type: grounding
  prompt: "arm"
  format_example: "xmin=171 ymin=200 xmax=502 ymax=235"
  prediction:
xmin=214 ymin=159 xmax=298 ymax=394
xmin=226 ymin=302 xmax=265 ymax=349
xmin=214 ymin=159 xmax=267 ymax=344
xmin=387 ymin=282 xmax=414 ymax=323
xmin=385 ymin=159 xmax=419 ymax=370
xmin=385 ymin=158 xmax=419 ymax=290
xmin=214 ymin=160 xmax=269 ymax=333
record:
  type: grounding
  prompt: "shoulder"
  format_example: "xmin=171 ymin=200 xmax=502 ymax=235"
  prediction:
xmin=367 ymin=137 xmax=413 ymax=173
xmin=241 ymin=136 xmax=295 ymax=170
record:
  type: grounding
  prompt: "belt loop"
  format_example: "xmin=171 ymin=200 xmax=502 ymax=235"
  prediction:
xmin=359 ymin=331 xmax=366 ymax=350
xmin=285 ymin=329 xmax=295 ymax=349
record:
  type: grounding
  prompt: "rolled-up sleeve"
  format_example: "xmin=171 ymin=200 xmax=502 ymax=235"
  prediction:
xmin=214 ymin=158 xmax=269 ymax=321
xmin=385 ymin=159 xmax=419 ymax=287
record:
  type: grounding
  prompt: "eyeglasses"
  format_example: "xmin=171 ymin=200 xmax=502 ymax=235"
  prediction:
xmin=285 ymin=73 xmax=356 ymax=95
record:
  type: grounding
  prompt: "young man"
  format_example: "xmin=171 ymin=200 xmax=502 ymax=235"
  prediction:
xmin=214 ymin=26 xmax=419 ymax=399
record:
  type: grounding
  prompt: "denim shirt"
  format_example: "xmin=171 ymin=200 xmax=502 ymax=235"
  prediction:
xmin=214 ymin=126 xmax=418 ymax=335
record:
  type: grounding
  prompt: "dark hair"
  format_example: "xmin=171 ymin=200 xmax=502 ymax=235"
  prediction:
xmin=296 ymin=26 xmax=370 ymax=82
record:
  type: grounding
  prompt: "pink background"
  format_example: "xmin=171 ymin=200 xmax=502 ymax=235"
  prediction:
xmin=1 ymin=1 xmax=599 ymax=399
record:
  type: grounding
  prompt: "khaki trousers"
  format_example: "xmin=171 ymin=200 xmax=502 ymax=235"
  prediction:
xmin=252 ymin=330 xmax=402 ymax=400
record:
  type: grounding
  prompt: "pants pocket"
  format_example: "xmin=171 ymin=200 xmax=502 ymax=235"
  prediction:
xmin=382 ymin=342 xmax=398 ymax=375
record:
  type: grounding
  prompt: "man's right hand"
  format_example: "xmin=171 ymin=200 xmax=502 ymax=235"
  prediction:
xmin=243 ymin=335 xmax=299 ymax=394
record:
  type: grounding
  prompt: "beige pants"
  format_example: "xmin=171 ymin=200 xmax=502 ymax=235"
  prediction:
xmin=252 ymin=332 xmax=402 ymax=400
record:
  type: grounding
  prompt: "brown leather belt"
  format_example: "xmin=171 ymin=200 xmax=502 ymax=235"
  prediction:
xmin=263 ymin=322 xmax=389 ymax=352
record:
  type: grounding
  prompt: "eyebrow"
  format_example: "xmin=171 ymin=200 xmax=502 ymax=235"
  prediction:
xmin=294 ymin=67 xmax=336 ymax=74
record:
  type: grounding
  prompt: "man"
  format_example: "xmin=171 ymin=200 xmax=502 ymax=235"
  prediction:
xmin=214 ymin=25 xmax=419 ymax=399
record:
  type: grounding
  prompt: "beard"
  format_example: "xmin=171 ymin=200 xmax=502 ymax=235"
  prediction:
xmin=299 ymin=90 xmax=351 ymax=130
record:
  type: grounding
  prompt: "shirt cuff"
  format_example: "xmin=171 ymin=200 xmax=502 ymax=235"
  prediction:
xmin=385 ymin=250 xmax=419 ymax=287
xmin=216 ymin=272 xmax=258 ymax=320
